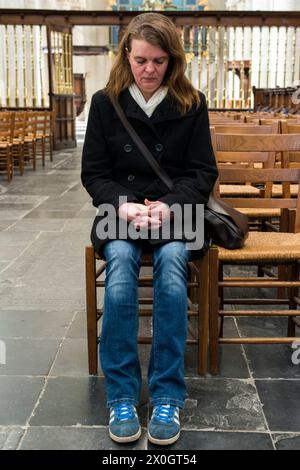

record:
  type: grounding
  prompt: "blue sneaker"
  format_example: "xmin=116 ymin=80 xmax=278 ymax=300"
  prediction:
xmin=109 ymin=403 xmax=141 ymax=443
xmin=148 ymin=404 xmax=180 ymax=445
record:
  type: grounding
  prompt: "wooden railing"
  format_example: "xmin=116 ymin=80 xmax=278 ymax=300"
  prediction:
xmin=1 ymin=9 xmax=300 ymax=147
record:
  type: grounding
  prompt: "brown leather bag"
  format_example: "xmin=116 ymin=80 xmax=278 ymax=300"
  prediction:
xmin=111 ymin=97 xmax=249 ymax=249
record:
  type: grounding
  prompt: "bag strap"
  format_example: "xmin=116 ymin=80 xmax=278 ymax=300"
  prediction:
xmin=111 ymin=97 xmax=174 ymax=191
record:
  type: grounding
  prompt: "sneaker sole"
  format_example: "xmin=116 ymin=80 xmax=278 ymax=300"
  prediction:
xmin=109 ymin=427 xmax=141 ymax=444
xmin=147 ymin=430 xmax=180 ymax=446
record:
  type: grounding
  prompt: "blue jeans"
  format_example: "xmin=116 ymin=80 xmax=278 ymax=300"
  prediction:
xmin=100 ymin=240 xmax=193 ymax=409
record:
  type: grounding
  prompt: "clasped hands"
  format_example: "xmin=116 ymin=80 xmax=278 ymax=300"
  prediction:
xmin=118 ymin=199 xmax=172 ymax=230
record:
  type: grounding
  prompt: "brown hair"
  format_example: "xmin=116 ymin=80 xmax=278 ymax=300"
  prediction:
xmin=105 ymin=12 xmax=200 ymax=114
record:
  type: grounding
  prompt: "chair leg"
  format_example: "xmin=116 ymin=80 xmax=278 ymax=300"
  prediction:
xmin=209 ymin=247 xmax=220 ymax=375
xmin=219 ymin=263 xmax=224 ymax=338
xmin=195 ymin=251 xmax=209 ymax=375
xmin=288 ymin=262 xmax=299 ymax=337
xmin=85 ymin=246 xmax=98 ymax=375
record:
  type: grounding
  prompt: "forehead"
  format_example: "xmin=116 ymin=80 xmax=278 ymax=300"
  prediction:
xmin=130 ymin=39 xmax=168 ymax=58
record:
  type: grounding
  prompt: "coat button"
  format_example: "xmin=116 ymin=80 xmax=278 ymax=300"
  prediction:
xmin=124 ymin=144 xmax=132 ymax=153
xmin=155 ymin=143 xmax=163 ymax=152
xmin=127 ymin=174 xmax=135 ymax=182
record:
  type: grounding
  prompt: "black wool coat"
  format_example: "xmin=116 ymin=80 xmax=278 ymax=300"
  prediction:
xmin=81 ymin=88 xmax=218 ymax=256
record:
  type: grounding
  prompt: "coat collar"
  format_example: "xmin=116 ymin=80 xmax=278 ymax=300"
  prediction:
xmin=115 ymin=88 xmax=197 ymax=126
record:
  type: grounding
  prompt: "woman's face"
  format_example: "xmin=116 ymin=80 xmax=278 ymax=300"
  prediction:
xmin=127 ymin=39 xmax=169 ymax=102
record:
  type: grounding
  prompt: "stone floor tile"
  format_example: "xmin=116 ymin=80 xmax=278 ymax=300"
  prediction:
xmin=273 ymin=433 xmax=300 ymax=450
xmin=50 ymin=338 xmax=91 ymax=377
xmin=255 ymin=380 xmax=300 ymax=432
xmin=30 ymin=377 xmax=148 ymax=427
xmin=0 ymin=210 xmax=31 ymax=220
xmin=66 ymin=311 xmax=87 ymax=339
xmin=0 ymin=377 xmax=45 ymax=425
xmin=244 ymin=344 xmax=300 ymax=379
xmin=24 ymin=210 xmax=80 ymax=219
xmin=148 ymin=430 xmax=274 ymax=450
xmin=19 ymin=426 xmax=148 ymax=450
xmin=0 ymin=427 xmax=25 ymax=450
xmin=182 ymin=378 xmax=266 ymax=431
xmin=0 ymin=338 xmax=60 ymax=375
xmin=0 ymin=309 xmax=75 ymax=338
xmin=7 ymin=219 xmax=66 ymax=232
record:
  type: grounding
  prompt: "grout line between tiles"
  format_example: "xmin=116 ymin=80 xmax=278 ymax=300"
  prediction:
xmin=234 ymin=317 xmax=277 ymax=450
xmin=0 ymin=231 xmax=43 ymax=275
xmin=16 ymin=309 xmax=79 ymax=450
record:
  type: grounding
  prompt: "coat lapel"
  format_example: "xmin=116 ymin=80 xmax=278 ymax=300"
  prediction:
xmin=116 ymin=88 xmax=196 ymax=125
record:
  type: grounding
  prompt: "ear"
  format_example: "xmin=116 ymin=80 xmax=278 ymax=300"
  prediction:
xmin=125 ymin=47 xmax=130 ymax=60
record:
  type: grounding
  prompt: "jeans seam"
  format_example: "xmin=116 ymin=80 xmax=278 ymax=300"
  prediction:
xmin=150 ymin=397 xmax=185 ymax=408
xmin=107 ymin=397 xmax=138 ymax=407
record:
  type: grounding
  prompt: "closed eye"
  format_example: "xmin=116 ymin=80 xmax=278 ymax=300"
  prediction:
xmin=135 ymin=58 xmax=167 ymax=65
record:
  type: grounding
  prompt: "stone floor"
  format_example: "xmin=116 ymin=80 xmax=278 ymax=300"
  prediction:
xmin=0 ymin=133 xmax=300 ymax=450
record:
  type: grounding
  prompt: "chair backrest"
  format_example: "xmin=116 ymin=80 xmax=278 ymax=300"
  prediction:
xmin=211 ymin=129 xmax=278 ymax=170
xmin=0 ymin=111 xmax=14 ymax=142
xmin=25 ymin=111 xmax=37 ymax=137
xmin=214 ymin=133 xmax=300 ymax=152
xmin=35 ymin=111 xmax=47 ymax=135
xmin=212 ymin=132 xmax=300 ymax=198
xmin=212 ymin=123 xmax=278 ymax=135
xmin=218 ymin=167 xmax=300 ymax=232
xmin=13 ymin=112 xmax=26 ymax=141
xmin=280 ymin=121 xmax=300 ymax=167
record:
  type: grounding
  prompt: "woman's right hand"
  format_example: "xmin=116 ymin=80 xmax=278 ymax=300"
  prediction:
xmin=118 ymin=202 xmax=162 ymax=230
xmin=118 ymin=202 xmax=148 ymax=222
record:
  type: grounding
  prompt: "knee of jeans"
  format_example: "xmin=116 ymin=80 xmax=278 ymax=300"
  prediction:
xmin=155 ymin=242 xmax=189 ymax=266
xmin=104 ymin=240 xmax=141 ymax=264
xmin=154 ymin=242 xmax=190 ymax=282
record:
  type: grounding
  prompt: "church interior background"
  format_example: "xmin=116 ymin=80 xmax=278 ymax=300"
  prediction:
xmin=0 ymin=0 xmax=300 ymax=137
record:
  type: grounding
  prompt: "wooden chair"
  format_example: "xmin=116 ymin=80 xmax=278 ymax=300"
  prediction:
xmin=23 ymin=111 xmax=37 ymax=171
xmin=0 ymin=111 xmax=14 ymax=182
xmin=85 ymin=246 xmax=210 ymax=376
xmin=35 ymin=111 xmax=48 ymax=166
xmin=213 ymin=133 xmax=300 ymax=231
xmin=12 ymin=112 xmax=26 ymax=175
xmin=208 ymin=167 xmax=300 ymax=375
xmin=44 ymin=111 xmax=54 ymax=162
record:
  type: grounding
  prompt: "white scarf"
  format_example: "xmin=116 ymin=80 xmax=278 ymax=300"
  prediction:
xmin=129 ymin=83 xmax=168 ymax=117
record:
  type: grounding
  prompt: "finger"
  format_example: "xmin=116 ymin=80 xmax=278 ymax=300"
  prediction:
xmin=145 ymin=199 xmax=160 ymax=207
xmin=138 ymin=217 xmax=161 ymax=229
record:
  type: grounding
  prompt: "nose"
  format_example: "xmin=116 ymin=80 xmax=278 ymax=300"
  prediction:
xmin=144 ymin=61 xmax=155 ymax=74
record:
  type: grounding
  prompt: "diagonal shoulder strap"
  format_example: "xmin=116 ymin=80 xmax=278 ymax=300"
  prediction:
xmin=111 ymin=97 xmax=174 ymax=192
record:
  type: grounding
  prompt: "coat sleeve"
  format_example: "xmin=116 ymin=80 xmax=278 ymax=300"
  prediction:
xmin=158 ymin=94 xmax=218 ymax=208
xmin=81 ymin=93 xmax=139 ymax=209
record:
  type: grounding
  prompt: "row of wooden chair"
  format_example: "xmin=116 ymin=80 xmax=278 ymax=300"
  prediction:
xmin=207 ymin=133 xmax=300 ymax=373
xmin=0 ymin=110 xmax=53 ymax=182
xmin=85 ymin=130 xmax=300 ymax=377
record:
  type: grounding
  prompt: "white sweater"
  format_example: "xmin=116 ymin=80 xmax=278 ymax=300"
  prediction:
xmin=128 ymin=83 xmax=168 ymax=117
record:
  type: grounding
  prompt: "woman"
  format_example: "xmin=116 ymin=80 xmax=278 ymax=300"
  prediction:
xmin=81 ymin=12 xmax=218 ymax=446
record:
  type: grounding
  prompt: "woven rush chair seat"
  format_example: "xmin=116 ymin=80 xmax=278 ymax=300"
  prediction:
xmin=217 ymin=231 xmax=300 ymax=262
xmin=219 ymin=184 xmax=260 ymax=196
xmin=272 ymin=184 xmax=299 ymax=197
xmin=0 ymin=141 xmax=12 ymax=147
xmin=237 ymin=207 xmax=281 ymax=218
